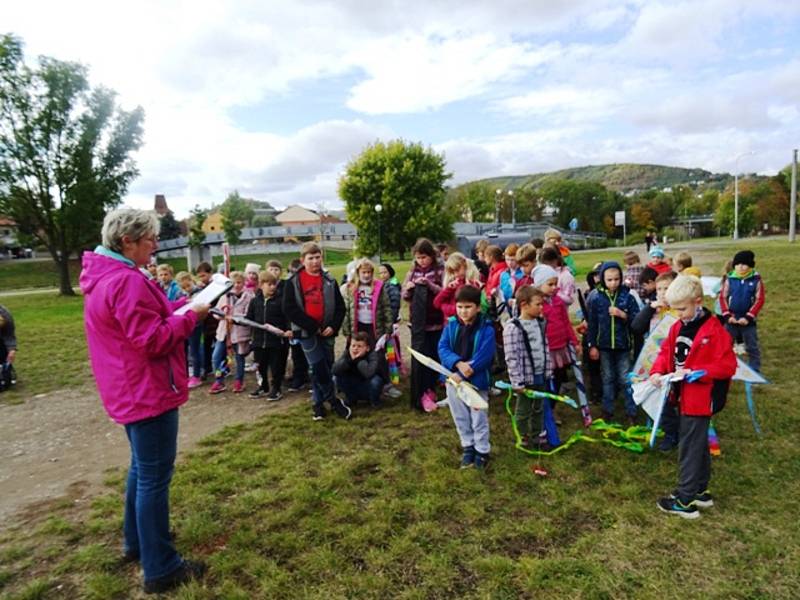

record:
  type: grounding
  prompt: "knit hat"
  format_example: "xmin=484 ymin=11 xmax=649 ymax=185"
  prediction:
xmin=244 ymin=262 xmax=260 ymax=275
xmin=532 ymin=265 xmax=559 ymax=287
xmin=649 ymin=247 xmax=665 ymax=258
xmin=380 ymin=263 xmax=395 ymax=278
xmin=732 ymin=250 xmax=755 ymax=268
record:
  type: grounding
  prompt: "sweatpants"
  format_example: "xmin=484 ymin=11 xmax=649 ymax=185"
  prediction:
xmin=677 ymin=414 xmax=711 ymax=504
xmin=253 ymin=345 xmax=288 ymax=394
xmin=446 ymin=383 xmax=490 ymax=455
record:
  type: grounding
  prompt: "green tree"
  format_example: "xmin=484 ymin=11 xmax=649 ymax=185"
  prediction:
xmin=339 ymin=140 xmax=453 ymax=259
xmin=252 ymin=214 xmax=277 ymax=227
xmin=0 ymin=34 xmax=144 ymax=294
xmin=537 ymin=180 xmax=621 ymax=233
xmin=187 ymin=205 xmax=207 ymax=248
xmin=445 ymin=182 xmax=495 ymax=221
xmin=220 ymin=190 xmax=254 ymax=247
xmin=158 ymin=211 xmax=182 ymax=240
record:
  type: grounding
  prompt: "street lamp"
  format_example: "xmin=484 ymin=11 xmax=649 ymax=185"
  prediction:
xmin=495 ymin=189 xmax=501 ymax=229
xmin=374 ymin=204 xmax=383 ymax=263
xmin=733 ymin=151 xmax=754 ymax=241
xmin=509 ymin=190 xmax=516 ymax=228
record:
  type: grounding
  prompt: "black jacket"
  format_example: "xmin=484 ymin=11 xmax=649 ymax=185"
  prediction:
xmin=246 ymin=289 xmax=289 ymax=349
xmin=332 ymin=349 xmax=382 ymax=381
xmin=283 ymin=267 xmax=345 ymax=338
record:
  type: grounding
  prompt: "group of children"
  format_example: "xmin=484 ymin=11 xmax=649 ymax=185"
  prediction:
xmin=149 ymin=232 xmax=765 ymax=519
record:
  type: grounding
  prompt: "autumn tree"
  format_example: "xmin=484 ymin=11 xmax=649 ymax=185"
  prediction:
xmin=0 ymin=34 xmax=144 ymax=294
xmin=220 ymin=190 xmax=254 ymax=247
xmin=339 ymin=140 xmax=453 ymax=259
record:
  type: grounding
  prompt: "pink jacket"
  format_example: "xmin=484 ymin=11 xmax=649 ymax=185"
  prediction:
xmin=542 ymin=293 xmax=578 ymax=351
xmin=80 ymin=251 xmax=198 ymax=425
xmin=556 ymin=266 xmax=575 ymax=306
xmin=214 ymin=289 xmax=254 ymax=344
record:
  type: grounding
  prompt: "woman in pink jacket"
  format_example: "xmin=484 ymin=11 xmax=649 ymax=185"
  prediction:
xmin=80 ymin=209 xmax=210 ymax=594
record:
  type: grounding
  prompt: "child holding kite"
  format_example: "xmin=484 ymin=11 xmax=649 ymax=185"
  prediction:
xmin=503 ymin=286 xmax=553 ymax=449
xmin=650 ymin=275 xmax=737 ymax=519
xmin=247 ymin=270 xmax=292 ymax=400
xmin=438 ymin=285 xmax=496 ymax=470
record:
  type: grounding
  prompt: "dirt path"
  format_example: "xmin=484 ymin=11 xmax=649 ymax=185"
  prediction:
xmin=0 ymin=380 xmax=309 ymax=531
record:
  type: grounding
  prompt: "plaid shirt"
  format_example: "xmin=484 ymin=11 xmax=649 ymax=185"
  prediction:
xmin=624 ymin=265 xmax=645 ymax=297
xmin=502 ymin=317 xmax=552 ymax=387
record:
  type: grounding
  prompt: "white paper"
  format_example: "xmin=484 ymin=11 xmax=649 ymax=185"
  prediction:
xmin=174 ymin=274 xmax=233 ymax=315
xmin=700 ymin=276 xmax=721 ymax=298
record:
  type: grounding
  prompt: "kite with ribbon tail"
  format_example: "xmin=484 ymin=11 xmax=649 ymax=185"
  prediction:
xmin=495 ymin=380 xmax=650 ymax=457
xmin=406 ymin=347 xmax=488 ymax=409
xmin=632 ymin=314 xmax=770 ymax=436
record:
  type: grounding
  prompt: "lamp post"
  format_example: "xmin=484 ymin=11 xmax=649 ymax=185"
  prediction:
xmin=495 ymin=189 xmax=501 ymax=229
xmin=733 ymin=151 xmax=754 ymax=241
xmin=509 ymin=190 xmax=516 ymax=228
xmin=374 ymin=203 xmax=383 ymax=263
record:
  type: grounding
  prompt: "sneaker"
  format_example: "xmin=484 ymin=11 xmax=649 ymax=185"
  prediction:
xmin=421 ymin=390 xmax=438 ymax=412
xmin=143 ymin=559 xmax=207 ymax=594
xmin=232 ymin=381 xmax=244 ymax=393
xmin=267 ymin=390 xmax=283 ymax=402
xmin=386 ymin=385 xmax=403 ymax=399
xmin=657 ymin=496 xmax=700 ymax=519
xmin=187 ymin=376 xmax=203 ymax=390
xmin=249 ymin=388 xmax=266 ymax=398
xmin=460 ymin=446 xmax=476 ymax=469
xmin=474 ymin=452 xmax=489 ymax=471
xmin=209 ymin=381 xmax=226 ymax=394
xmin=670 ymin=489 xmax=714 ymax=508
xmin=312 ymin=414 xmax=325 ymax=421
xmin=312 ymin=405 xmax=326 ymax=421
xmin=287 ymin=383 xmax=307 ymax=392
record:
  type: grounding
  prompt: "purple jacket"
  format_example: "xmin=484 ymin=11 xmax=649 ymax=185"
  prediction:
xmin=80 ymin=251 xmax=198 ymax=424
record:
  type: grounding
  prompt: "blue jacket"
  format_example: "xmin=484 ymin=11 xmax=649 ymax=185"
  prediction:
xmin=438 ymin=314 xmax=496 ymax=391
xmin=586 ymin=261 xmax=640 ymax=350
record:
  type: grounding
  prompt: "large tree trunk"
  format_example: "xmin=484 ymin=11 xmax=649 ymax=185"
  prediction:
xmin=56 ymin=254 xmax=76 ymax=296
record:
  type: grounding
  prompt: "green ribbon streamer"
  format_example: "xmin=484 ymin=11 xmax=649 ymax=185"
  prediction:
xmin=503 ymin=389 xmax=650 ymax=456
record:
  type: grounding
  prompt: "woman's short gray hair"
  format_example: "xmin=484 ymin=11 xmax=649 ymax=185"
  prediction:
xmin=101 ymin=209 xmax=160 ymax=253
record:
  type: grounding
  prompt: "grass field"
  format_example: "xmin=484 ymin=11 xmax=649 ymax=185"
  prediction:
xmin=1 ymin=239 xmax=799 ymax=598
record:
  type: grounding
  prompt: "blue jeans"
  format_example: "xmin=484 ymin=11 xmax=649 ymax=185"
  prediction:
xmin=600 ymin=349 xmax=636 ymax=417
xmin=299 ymin=335 xmax=338 ymax=413
xmin=123 ymin=409 xmax=182 ymax=581
xmin=188 ymin=325 xmax=203 ymax=378
xmin=725 ymin=322 xmax=761 ymax=372
xmin=336 ymin=372 xmax=384 ymax=407
xmin=212 ymin=341 xmax=245 ymax=382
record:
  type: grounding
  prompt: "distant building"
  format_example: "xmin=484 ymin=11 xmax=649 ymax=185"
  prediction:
xmin=154 ymin=194 xmax=169 ymax=216
xmin=0 ymin=216 xmax=17 ymax=247
xmin=275 ymin=205 xmax=344 ymax=227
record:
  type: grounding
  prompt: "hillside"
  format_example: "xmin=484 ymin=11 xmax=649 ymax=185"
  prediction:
xmin=463 ymin=163 xmax=733 ymax=194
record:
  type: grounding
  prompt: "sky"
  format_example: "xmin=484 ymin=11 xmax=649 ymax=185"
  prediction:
xmin=5 ymin=0 xmax=800 ymax=219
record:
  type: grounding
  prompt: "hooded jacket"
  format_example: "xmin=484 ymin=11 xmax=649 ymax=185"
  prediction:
xmin=437 ymin=314 xmax=496 ymax=391
xmin=80 ymin=249 xmax=198 ymax=424
xmin=586 ymin=261 xmax=640 ymax=350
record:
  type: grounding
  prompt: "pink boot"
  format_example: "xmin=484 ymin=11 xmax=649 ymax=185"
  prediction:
xmin=421 ymin=389 xmax=438 ymax=412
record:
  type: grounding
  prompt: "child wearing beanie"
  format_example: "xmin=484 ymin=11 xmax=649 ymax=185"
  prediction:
xmin=719 ymin=250 xmax=765 ymax=372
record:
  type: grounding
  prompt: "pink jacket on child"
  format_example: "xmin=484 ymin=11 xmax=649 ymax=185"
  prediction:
xmin=80 ymin=250 xmax=198 ymax=425
xmin=542 ymin=293 xmax=578 ymax=351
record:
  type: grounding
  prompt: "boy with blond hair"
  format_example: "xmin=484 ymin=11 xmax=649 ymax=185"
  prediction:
xmin=650 ymin=275 xmax=737 ymax=518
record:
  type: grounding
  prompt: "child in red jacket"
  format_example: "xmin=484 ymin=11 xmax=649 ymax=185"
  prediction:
xmin=649 ymin=275 xmax=737 ymax=519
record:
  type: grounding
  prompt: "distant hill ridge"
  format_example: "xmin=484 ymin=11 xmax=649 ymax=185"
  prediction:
xmin=461 ymin=163 xmax=733 ymax=194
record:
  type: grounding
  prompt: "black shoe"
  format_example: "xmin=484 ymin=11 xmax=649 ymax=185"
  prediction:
xmin=249 ymin=388 xmax=266 ymax=398
xmin=267 ymin=391 xmax=283 ymax=401
xmin=287 ymin=382 xmax=307 ymax=392
xmin=312 ymin=405 xmax=327 ymax=421
xmin=460 ymin=446 xmax=476 ymax=469
xmin=143 ymin=559 xmax=207 ymax=594
xmin=656 ymin=496 xmax=699 ymax=519
xmin=670 ymin=489 xmax=714 ymax=508
xmin=474 ymin=452 xmax=489 ymax=471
